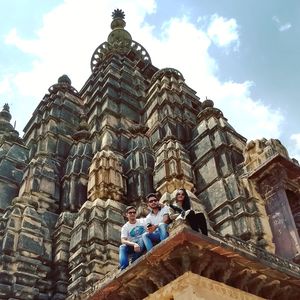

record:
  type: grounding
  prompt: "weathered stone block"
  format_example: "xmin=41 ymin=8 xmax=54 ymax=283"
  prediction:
xmin=42 ymin=211 xmax=59 ymax=232
xmin=105 ymin=223 xmax=121 ymax=243
xmin=69 ymin=228 xmax=87 ymax=251
xmin=0 ymin=283 xmax=12 ymax=298
xmin=21 ymin=218 xmax=41 ymax=232
xmin=213 ymin=130 xmax=225 ymax=147
xmin=2 ymin=232 xmax=16 ymax=252
xmin=18 ymin=233 xmax=43 ymax=256
xmin=88 ymin=222 xmax=104 ymax=241
xmin=0 ymin=271 xmax=14 ymax=284
xmin=192 ymin=120 xmax=207 ymax=138
xmin=216 ymin=152 xmax=232 ymax=177
xmin=15 ymin=271 xmax=38 ymax=286
xmin=13 ymin=283 xmax=39 ymax=300
xmin=225 ymin=174 xmax=241 ymax=200
xmin=207 ymin=116 xmax=218 ymax=129
xmin=196 ymin=157 xmax=218 ymax=189
xmin=0 ymin=182 xmax=18 ymax=211
xmin=106 ymin=208 xmax=124 ymax=223
xmin=16 ymin=258 xmax=38 ymax=273
xmin=190 ymin=135 xmax=212 ymax=162
xmin=200 ymin=180 xmax=228 ymax=211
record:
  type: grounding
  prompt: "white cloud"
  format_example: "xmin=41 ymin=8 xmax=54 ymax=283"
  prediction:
xmin=279 ymin=23 xmax=292 ymax=32
xmin=207 ymin=14 xmax=239 ymax=50
xmin=2 ymin=0 xmax=284 ymax=142
xmin=141 ymin=17 xmax=282 ymax=140
xmin=291 ymin=134 xmax=300 ymax=149
xmin=290 ymin=133 xmax=300 ymax=162
xmin=272 ymin=15 xmax=292 ymax=32
xmin=0 ymin=75 xmax=12 ymax=95
xmin=272 ymin=16 xmax=280 ymax=23
xmin=2 ymin=0 xmax=156 ymax=130
xmin=211 ymin=81 xmax=283 ymax=139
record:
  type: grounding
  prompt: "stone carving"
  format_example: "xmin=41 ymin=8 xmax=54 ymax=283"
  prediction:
xmin=244 ymin=138 xmax=289 ymax=172
xmin=48 ymin=74 xmax=79 ymax=95
xmin=0 ymin=104 xmax=28 ymax=217
xmin=67 ymin=198 xmax=125 ymax=297
xmin=91 ymin=9 xmax=151 ymax=71
xmin=87 ymin=150 xmax=126 ymax=201
xmin=0 ymin=103 xmax=22 ymax=145
xmin=151 ymin=67 xmax=184 ymax=84
xmin=86 ymin=228 xmax=300 ymax=300
xmin=52 ymin=212 xmax=77 ymax=299
xmin=153 ymin=139 xmax=194 ymax=194
xmin=0 ymin=195 xmax=54 ymax=299
xmin=124 ymin=134 xmax=155 ymax=201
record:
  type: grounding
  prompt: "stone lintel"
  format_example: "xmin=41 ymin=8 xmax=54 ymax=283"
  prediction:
xmin=145 ymin=271 xmax=263 ymax=300
xmin=86 ymin=227 xmax=300 ymax=300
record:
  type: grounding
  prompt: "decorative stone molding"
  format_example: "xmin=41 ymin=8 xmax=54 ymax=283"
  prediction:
xmin=48 ymin=75 xmax=79 ymax=96
xmin=151 ymin=67 xmax=184 ymax=84
xmin=87 ymin=150 xmax=126 ymax=201
xmin=85 ymin=227 xmax=300 ymax=300
xmin=67 ymin=198 xmax=125 ymax=297
xmin=154 ymin=139 xmax=194 ymax=194
xmin=91 ymin=10 xmax=151 ymax=71
xmin=0 ymin=195 xmax=53 ymax=299
xmin=244 ymin=138 xmax=289 ymax=172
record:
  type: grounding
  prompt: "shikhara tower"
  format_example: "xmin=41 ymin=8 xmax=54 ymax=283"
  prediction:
xmin=0 ymin=9 xmax=300 ymax=300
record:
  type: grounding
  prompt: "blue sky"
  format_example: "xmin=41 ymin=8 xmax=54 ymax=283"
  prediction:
xmin=0 ymin=0 xmax=299 ymax=160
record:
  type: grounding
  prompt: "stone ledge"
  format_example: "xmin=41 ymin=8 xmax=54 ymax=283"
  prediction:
xmin=84 ymin=226 xmax=300 ymax=300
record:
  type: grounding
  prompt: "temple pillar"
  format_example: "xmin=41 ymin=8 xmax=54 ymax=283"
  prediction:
xmin=259 ymin=169 xmax=300 ymax=259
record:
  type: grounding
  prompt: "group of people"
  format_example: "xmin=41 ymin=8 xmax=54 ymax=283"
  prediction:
xmin=119 ymin=189 xmax=208 ymax=270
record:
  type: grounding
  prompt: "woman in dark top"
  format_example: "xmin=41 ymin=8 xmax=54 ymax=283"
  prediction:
xmin=169 ymin=188 xmax=208 ymax=235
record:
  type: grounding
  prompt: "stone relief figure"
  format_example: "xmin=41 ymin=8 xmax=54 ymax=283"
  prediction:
xmin=169 ymin=188 xmax=208 ymax=235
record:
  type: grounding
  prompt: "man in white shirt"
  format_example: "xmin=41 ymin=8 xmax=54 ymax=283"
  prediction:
xmin=142 ymin=193 xmax=170 ymax=251
xmin=119 ymin=206 xmax=146 ymax=270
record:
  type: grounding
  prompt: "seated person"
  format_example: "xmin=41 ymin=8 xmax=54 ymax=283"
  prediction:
xmin=169 ymin=188 xmax=208 ymax=235
xmin=142 ymin=193 xmax=170 ymax=251
xmin=119 ymin=206 xmax=146 ymax=270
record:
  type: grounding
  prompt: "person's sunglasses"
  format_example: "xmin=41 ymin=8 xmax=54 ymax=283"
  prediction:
xmin=127 ymin=211 xmax=136 ymax=214
xmin=149 ymin=199 xmax=158 ymax=203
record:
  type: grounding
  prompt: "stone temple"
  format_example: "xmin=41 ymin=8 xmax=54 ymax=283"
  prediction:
xmin=0 ymin=9 xmax=300 ymax=300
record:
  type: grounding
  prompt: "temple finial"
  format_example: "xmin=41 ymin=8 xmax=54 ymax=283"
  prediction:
xmin=112 ymin=9 xmax=125 ymax=20
xmin=3 ymin=103 xmax=10 ymax=112
xmin=58 ymin=74 xmax=71 ymax=85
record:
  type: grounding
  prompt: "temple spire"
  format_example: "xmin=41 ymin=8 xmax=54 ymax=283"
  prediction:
xmin=107 ymin=9 xmax=132 ymax=52
xmin=0 ymin=103 xmax=21 ymax=144
xmin=0 ymin=103 xmax=12 ymax=123
xmin=90 ymin=9 xmax=151 ymax=71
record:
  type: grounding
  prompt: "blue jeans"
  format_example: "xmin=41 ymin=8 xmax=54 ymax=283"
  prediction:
xmin=119 ymin=238 xmax=145 ymax=270
xmin=142 ymin=223 xmax=169 ymax=251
